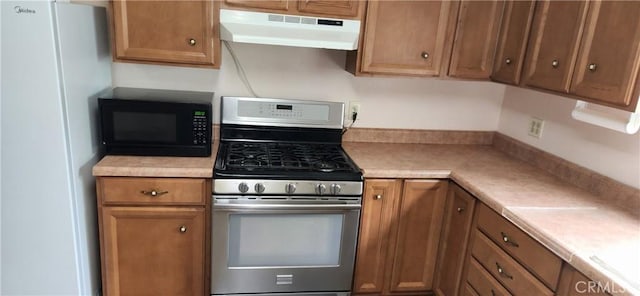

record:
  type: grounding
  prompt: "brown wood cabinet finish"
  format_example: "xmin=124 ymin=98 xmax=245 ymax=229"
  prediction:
xmin=570 ymin=1 xmax=640 ymax=109
xmin=388 ymin=180 xmax=448 ymax=293
xmin=223 ymin=0 xmax=289 ymax=11
xmin=353 ymin=179 xmax=448 ymax=295
xmin=466 ymin=258 xmax=512 ymax=296
xmin=491 ymin=0 xmax=535 ymax=85
xmin=100 ymin=177 xmax=207 ymax=206
xmin=476 ymin=203 xmax=563 ymax=289
xmin=522 ymin=0 xmax=589 ymax=93
xmin=111 ymin=0 xmax=219 ymax=67
xmin=448 ymin=0 xmax=504 ymax=79
xmin=97 ymin=177 xmax=211 ymax=296
xmin=297 ymin=0 xmax=359 ymax=17
xmin=352 ymin=179 xmax=402 ymax=294
xmin=360 ymin=1 xmax=458 ymax=76
xmin=462 ymin=283 xmax=481 ymax=296
xmin=101 ymin=206 xmax=205 ymax=296
xmin=433 ymin=183 xmax=477 ymax=296
xmin=471 ymin=230 xmax=554 ymax=296
xmin=556 ymin=264 xmax=612 ymax=296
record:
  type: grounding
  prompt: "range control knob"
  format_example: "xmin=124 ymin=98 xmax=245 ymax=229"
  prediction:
xmin=315 ymin=183 xmax=327 ymax=195
xmin=238 ymin=182 xmax=249 ymax=193
xmin=254 ymin=183 xmax=265 ymax=194
xmin=284 ymin=183 xmax=297 ymax=195
xmin=330 ymin=183 xmax=342 ymax=195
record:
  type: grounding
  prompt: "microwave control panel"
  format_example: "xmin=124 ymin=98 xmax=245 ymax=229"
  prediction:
xmin=192 ymin=111 xmax=209 ymax=145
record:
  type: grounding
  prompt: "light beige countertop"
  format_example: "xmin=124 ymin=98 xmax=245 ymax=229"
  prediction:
xmin=92 ymin=142 xmax=218 ymax=178
xmin=344 ymin=142 xmax=640 ymax=295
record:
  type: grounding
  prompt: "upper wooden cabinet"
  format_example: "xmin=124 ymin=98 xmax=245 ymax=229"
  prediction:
xmin=570 ymin=1 xmax=640 ymax=109
xmin=523 ymin=0 xmax=589 ymax=93
xmin=447 ymin=0 xmax=504 ymax=79
xmin=353 ymin=179 xmax=448 ymax=295
xmin=110 ymin=0 xmax=220 ymax=67
xmin=491 ymin=0 xmax=535 ymax=85
xmin=297 ymin=0 xmax=359 ymax=17
xmin=221 ymin=0 xmax=362 ymax=19
xmin=522 ymin=0 xmax=640 ymax=111
xmin=355 ymin=1 xmax=458 ymax=76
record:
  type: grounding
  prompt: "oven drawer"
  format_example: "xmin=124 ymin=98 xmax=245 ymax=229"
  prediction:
xmin=471 ymin=230 xmax=553 ymax=296
xmin=476 ymin=203 xmax=562 ymax=288
xmin=99 ymin=177 xmax=207 ymax=205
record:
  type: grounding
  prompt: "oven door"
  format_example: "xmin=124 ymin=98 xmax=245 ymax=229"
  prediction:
xmin=211 ymin=200 xmax=361 ymax=295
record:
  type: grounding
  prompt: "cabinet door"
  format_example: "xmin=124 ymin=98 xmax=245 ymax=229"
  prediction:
xmin=352 ymin=179 xmax=402 ymax=294
xmin=433 ymin=184 xmax=477 ymax=296
xmin=223 ymin=0 xmax=289 ymax=11
xmin=112 ymin=0 xmax=217 ymax=66
xmin=361 ymin=1 xmax=457 ymax=76
xmin=388 ymin=180 xmax=448 ymax=293
xmin=522 ymin=1 xmax=589 ymax=92
xmin=570 ymin=1 xmax=640 ymax=110
xmin=101 ymin=207 xmax=205 ymax=296
xmin=491 ymin=0 xmax=535 ymax=85
xmin=556 ymin=264 xmax=611 ymax=296
xmin=297 ymin=0 xmax=359 ymax=18
xmin=448 ymin=0 xmax=504 ymax=79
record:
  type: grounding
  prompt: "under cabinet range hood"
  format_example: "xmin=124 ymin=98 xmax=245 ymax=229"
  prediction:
xmin=220 ymin=9 xmax=361 ymax=50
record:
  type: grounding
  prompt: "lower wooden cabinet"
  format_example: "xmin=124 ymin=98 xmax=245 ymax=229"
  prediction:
xmin=556 ymin=264 xmax=613 ymax=296
xmin=433 ymin=183 xmax=477 ymax=296
xmin=97 ymin=177 xmax=211 ymax=296
xmin=353 ymin=179 xmax=448 ymax=295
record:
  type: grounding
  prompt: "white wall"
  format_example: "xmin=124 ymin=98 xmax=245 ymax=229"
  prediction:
xmin=498 ymin=86 xmax=640 ymax=189
xmin=112 ymin=42 xmax=506 ymax=131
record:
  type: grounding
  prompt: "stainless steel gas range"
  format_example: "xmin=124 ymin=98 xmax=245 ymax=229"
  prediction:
xmin=211 ymin=97 xmax=363 ymax=296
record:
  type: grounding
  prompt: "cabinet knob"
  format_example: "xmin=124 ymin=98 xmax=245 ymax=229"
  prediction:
xmin=501 ymin=231 xmax=519 ymax=247
xmin=140 ymin=189 xmax=168 ymax=197
xmin=374 ymin=194 xmax=382 ymax=200
xmin=504 ymin=57 xmax=512 ymax=65
xmin=456 ymin=207 xmax=465 ymax=213
xmin=551 ymin=59 xmax=559 ymax=68
xmin=179 ymin=225 xmax=187 ymax=233
xmin=421 ymin=51 xmax=429 ymax=59
xmin=588 ymin=63 xmax=597 ymax=72
xmin=188 ymin=38 xmax=196 ymax=46
xmin=496 ymin=262 xmax=514 ymax=280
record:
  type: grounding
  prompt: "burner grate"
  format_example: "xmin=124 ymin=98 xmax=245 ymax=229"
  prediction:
xmin=225 ymin=142 xmax=354 ymax=172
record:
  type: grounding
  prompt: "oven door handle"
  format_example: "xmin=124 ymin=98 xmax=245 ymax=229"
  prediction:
xmin=213 ymin=203 xmax=361 ymax=211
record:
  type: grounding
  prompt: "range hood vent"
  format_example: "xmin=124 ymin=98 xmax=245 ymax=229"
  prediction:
xmin=220 ymin=9 xmax=361 ymax=50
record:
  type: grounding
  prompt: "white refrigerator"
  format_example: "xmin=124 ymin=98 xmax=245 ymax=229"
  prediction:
xmin=1 ymin=1 xmax=111 ymax=295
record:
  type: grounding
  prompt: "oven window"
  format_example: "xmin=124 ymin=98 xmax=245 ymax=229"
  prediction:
xmin=228 ymin=213 xmax=343 ymax=267
xmin=113 ymin=112 xmax=176 ymax=142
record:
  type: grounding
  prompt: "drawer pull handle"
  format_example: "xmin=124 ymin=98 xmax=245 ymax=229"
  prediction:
xmin=501 ymin=232 xmax=519 ymax=247
xmin=374 ymin=194 xmax=382 ymax=200
xmin=141 ymin=190 xmax=169 ymax=197
xmin=496 ymin=262 xmax=514 ymax=280
xmin=179 ymin=225 xmax=187 ymax=233
xmin=456 ymin=207 xmax=465 ymax=213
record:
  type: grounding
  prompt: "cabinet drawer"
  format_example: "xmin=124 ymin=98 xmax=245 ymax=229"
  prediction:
xmin=476 ymin=203 xmax=562 ymax=289
xmin=466 ymin=257 xmax=512 ymax=296
xmin=99 ymin=177 xmax=207 ymax=205
xmin=471 ymin=230 xmax=553 ymax=296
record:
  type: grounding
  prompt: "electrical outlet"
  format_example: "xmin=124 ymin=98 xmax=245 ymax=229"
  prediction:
xmin=349 ymin=101 xmax=361 ymax=119
xmin=528 ymin=117 xmax=545 ymax=138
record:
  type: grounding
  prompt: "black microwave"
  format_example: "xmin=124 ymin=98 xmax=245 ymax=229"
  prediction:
xmin=98 ymin=87 xmax=213 ymax=157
